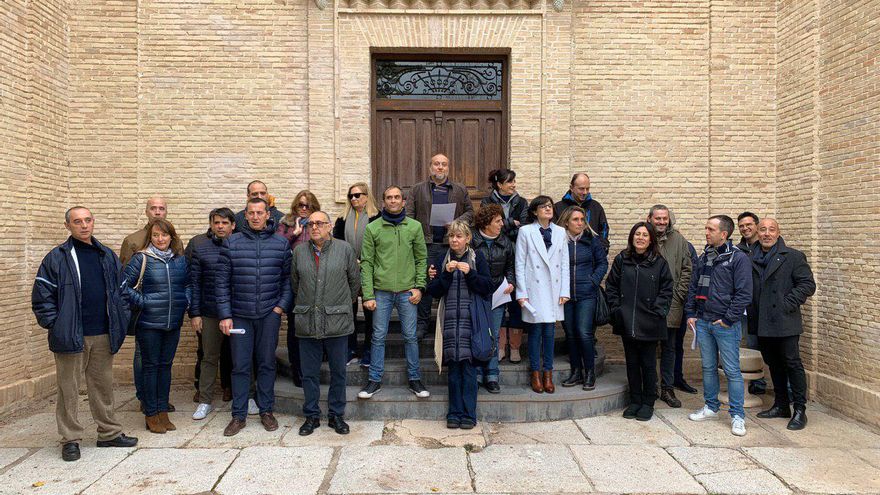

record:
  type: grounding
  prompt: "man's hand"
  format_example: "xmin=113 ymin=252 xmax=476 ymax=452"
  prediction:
xmin=428 ymin=265 xmax=438 ymax=279
xmin=712 ymin=319 xmax=729 ymax=328
xmin=191 ymin=316 xmax=203 ymax=334
xmin=687 ymin=317 xmax=697 ymax=333
xmin=408 ymin=288 xmax=422 ymax=305
xmin=457 ymin=262 xmax=470 ymax=274
xmin=273 ymin=306 xmax=283 ymax=315
xmin=363 ymin=300 xmax=377 ymax=311
xmin=220 ymin=318 xmax=233 ymax=336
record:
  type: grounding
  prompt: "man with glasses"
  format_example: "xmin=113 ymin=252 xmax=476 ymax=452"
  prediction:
xmin=234 ymin=180 xmax=284 ymax=233
xmin=290 ymin=212 xmax=360 ymax=436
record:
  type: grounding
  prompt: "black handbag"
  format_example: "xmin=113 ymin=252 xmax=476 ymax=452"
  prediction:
xmin=594 ymin=285 xmax=610 ymax=326
xmin=126 ymin=253 xmax=147 ymax=336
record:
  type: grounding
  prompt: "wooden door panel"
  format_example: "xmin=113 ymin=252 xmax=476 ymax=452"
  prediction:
xmin=442 ymin=112 xmax=502 ymax=201
xmin=374 ymin=111 xmax=438 ymax=199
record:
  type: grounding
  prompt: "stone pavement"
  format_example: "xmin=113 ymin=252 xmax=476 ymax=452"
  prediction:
xmin=1 ymin=386 xmax=879 ymax=495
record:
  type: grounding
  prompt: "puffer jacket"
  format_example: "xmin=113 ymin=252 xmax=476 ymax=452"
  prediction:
xmin=216 ymin=219 xmax=293 ymax=320
xmin=32 ymin=237 xmax=130 ymax=354
xmin=567 ymin=232 xmax=608 ymax=301
xmin=122 ymin=250 xmax=190 ymax=331
xmin=185 ymin=230 xmax=224 ymax=319
xmin=481 ymin=191 xmax=529 ymax=243
xmin=426 ymin=249 xmax=493 ymax=363
xmin=290 ymin=239 xmax=361 ymax=339
xmin=470 ymin=230 xmax=515 ymax=291
xmin=605 ymin=251 xmax=674 ymax=341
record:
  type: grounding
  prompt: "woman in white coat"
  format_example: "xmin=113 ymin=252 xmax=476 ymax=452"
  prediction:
xmin=516 ymin=195 xmax=570 ymax=394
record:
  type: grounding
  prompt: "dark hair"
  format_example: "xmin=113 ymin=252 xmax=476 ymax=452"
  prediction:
xmin=474 ymin=204 xmax=504 ymax=231
xmin=737 ymin=211 xmax=759 ymax=224
xmin=209 ymin=207 xmax=235 ymax=223
xmin=488 ymin=169 xmax=516 ymax=190
xmin=246 ymin=197 xmax=269 ymax=211
xmin=647 ymin=204 xmax=669 ymax=219
xmin=383 ymin=185 xmax=404 ymax=199
xmin=141 ymin=218 xmax=184 ymax=256
xmin=709 ymin=214 xmax=735 ymax=240
xmin=526 ymin=195 xmax=554 ymax=223
xmin=569 ymin=173 xmax=589 ymax=187
xmin=246 ymin=180 xmax=266 ymax=194
xmin=625 ymin=221 xmax=660 ymax=258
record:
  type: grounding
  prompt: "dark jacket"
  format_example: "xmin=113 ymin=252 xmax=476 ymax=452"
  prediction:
xmin=427 ymin=249 xmax=493 ymax=362
xmin=216 ymin=219 xmax=293 ymax=320
xmin=186 ymin=231 xmax=224 ymax=319
xmin=737 ymin=238 xmax=759 ymax=256
xmin=32 ymin=237 xmax=130 ymax=354
xmin=233 ymin=206 xmax=283 ymax=234
xmin=122 ymin=251 xmax=190 ymax=331
xmin=606 ymin=251 xmax=674 ymax=341
xmin=566 ymin=232 xmax=609 ymax=301
xmin=405 ymin=179 xmax=474 ymax=245
xmin=470 ymin=231 xmax=515 ymax=291
xmin=553 ymin=192 xmax=610 ymax=250
xmin=481 ymin=191 xmax=528 ymax=243
xmin=290 ymin=239 xmax=361 ymax=339
xmin=747 ymin=238 xmax=816 ymax=338
xmin=685 ymin=242 xmax=753 ymax=327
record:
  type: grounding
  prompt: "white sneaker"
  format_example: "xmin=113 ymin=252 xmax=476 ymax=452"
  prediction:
xmin=689 ymin=405 xmax=719 ymax=421
xmin=731 ymin=416 xmax=746 ymax=436
xmin=192 ymin=403 xmax=212 ymax=420
xmin=248 ymin=398 xmax=259 ymax=415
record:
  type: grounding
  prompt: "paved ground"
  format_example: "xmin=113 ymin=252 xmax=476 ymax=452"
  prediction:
xmin=1 ymin=385 xmax=879 ymax=495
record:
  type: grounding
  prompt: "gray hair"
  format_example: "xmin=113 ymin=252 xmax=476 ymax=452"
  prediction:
xmin=65 ymin=206 xmax=90 ymax=223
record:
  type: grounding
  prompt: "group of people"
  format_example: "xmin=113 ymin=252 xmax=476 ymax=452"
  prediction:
xmin=31 ymin=153 xmax=816 ymax=462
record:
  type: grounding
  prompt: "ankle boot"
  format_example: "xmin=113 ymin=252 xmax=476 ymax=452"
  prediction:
xmin=530 ymin=371 xmax=544 ymax=393
xmin=145 ymin=414 xmax=167 ymax=434
xmin=158 ymin=412 xmax=177 ymax=431
xmin=787 ymin=405 xmax=807 ymax=430
xmin=498 ymin=327 xmax=508 ymax=362
xmin=542 ymin=371 xmax=555 ymax=394
xmin=660 ymin=387 xmax=682 ymax=408
xmin=583 ymin=368 xmax=596 ymax=391
xmin=562 ymin=368 xmax=584 ymax=387
xmin=509 ymin=329 xmax=523 ymax=363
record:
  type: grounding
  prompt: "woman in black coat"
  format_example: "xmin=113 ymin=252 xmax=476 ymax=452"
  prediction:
xmin=605 ymin=222 xmax=673 ymax=421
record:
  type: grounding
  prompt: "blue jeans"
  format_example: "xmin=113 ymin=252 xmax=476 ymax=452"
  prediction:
xmin=562 ymin=298 xmax=597 ymax=372
xmin=133 ymin=340 xmax=143 ymax=402
xmin=230 ymin=312 xmax=281 ymax=420
xmin=370 ymin=290 xmax=421 ymax=382
xmin=447 ymin=360 xmax=478 ymax=424
xmin=695 ymin=319 xmax=745 ymax=419
xmin=528 ymin=322 xmax=556 ymax=371
xmin=476 ymin=306 xmax=505 ymax=383
xmin=136 ymin=327 xmax=181 ymax=417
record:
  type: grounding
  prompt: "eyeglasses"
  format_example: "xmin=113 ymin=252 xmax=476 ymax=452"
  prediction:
xmin=297 ymin=203 xmax=311 ymax=209
xmin=538 ymin=204 xmax=553 ymax=210
xmin=306 ymin=221 xmax=329 ymax=229
xmin=348 ymin=192 xmax=364 ymax=200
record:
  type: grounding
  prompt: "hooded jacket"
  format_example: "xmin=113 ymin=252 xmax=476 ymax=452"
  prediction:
xmin=553 ymin=192 xmax=610 ymax=250
xmin=654 ymin=221 xmax=693 ymax=328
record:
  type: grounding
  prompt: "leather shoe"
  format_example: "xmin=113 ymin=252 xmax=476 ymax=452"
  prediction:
xmin=97 ymin=433 xmax=138 ymax=448
xmin=299 ymin=417 xmax=320 ymax=436
xmin=660 ymin=387 xmax=682 ymax=408
xmin=485 ymin=381 xmax=501 ymax=394
xmin=62 ymin=442 xmax=80 ymax=462
xmin=748 ymin=381 xmax=767 ymax=395
xmin=530 ymin=371 xmax=544 ymax=393
xmin=260 ymin=412 xmax=279 ymax=431
xmin=787 ymin=406 xmax=807 ymax=430
xmin=622 ymin=403 xmax=640 ymax=419
xmin=223 ymin=418 xmax=246 ymax=437
xmin=446 ymin=420 xmax=460 ymax=429
xmin=561 ymin=369 xmax=584 ymax=387
xmin=757 ymin=405 xmax=791 ymax=419
xmin=222 ymin=387 xmax=233 ymax=402
xmin=583 ymin=368 xmax=596 ymax=391
xmin=674 ymin=380 xmax=698 ymax=394
xmin=542 ymin=371 xmax=555 ymax=394
xmin=328 ymin=415 xmax=350 ymax=435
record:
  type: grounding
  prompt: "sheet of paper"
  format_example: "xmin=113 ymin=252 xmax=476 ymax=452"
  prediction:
xmin=429 ymin=203 xmax=457 ymax=227
xmin=492 ymin=282 xmax=512 ymax=309
xmin=522 ymin=300 xmax=537 ymax=316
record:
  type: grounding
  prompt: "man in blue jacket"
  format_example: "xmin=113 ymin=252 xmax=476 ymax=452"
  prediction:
xmin=216 ymin=198 xmax=293 ymax=436
xmin=32 ymin=206 xmax=138 ymax=461
xmin=685 ymin=214 xmax=753 ymax=437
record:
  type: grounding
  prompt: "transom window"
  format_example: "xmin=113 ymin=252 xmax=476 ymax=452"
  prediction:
xmin=376 ymin=60 xmax=503 ymax=101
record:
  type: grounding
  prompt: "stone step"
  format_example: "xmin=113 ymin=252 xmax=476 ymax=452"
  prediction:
xmin=274 ymin=364 xmax=629 ymax=421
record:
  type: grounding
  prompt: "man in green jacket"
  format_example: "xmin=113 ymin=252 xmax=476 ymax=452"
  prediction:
xmin=290 ymin=211 xmax=360 ymax=436
xmin=358 ymin=186 xmax=430 ymax=400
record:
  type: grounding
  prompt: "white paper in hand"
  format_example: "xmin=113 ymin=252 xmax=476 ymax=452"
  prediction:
xmin=522 ymin=301 xmax=537 ymax=316
xmin=429 ymin=203 xmax=456 ymax=227
xmin=229 ymin=328 xmax=246 ymax=335
xmin=492 ymin=283 xmax=512 ymax=309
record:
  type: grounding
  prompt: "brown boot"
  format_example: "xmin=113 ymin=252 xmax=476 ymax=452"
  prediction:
xmin=543 ymin=371 xmax=555 ymax=394
xmin=509 ymin=328 xmax=523 ymax=363
xmin=158 ymin=412 xmax=176 ymax=431
xmin=530 ymin=371 xmax=544 ymax=393
xmin=145 ymin=414 xmax=167 ymax=434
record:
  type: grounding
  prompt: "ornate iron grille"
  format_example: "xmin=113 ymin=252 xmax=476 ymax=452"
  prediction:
xmin=376 ymin=61 xmax=503 ymax=100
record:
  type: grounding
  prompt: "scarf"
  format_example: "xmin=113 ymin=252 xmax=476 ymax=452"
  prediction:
xmin=694 ymin=241 xmax=731 ymax=316
xmin=491 ymin=190 xmax=518 ymax=220
xmin=344 ymin=209 xmax=369 ymax=258
xmin=434 ymin=247 xmax=477 ymax=372
xmin=539 ymin=225 xmax=553 ymax=250
xmin=381 ymin=208 xmax=406 ymax=226
xmin=752 ymin=242 xmax=778 ymax=281
xmin=567 ymin=232 xmax=582 ymax=243
xmin=147 ymin=243 xmax=175 ymax=262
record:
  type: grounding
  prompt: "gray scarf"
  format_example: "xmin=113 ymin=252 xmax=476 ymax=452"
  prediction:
xmin=344 ymin=208 xmax=369 ymax=258
xmin=147 ymin=244 xmax=175 ymax=262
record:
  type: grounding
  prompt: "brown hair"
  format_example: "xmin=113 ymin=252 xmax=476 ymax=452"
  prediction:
xmin=556 ymin=206 xmax=588 ymax=232
xmin=474 ymin=204 xmax=503 ymax=231
xmin=286 ymin=190 xmax=321 ymax=223
xmin=141 ymin=218 xmax=183 ymax=256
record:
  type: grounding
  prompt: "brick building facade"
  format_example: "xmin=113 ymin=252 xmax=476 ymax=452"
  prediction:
xmin=1 ymin=0 xmax=877 ymax=427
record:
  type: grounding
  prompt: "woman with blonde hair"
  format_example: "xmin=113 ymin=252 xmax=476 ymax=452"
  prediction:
xmin=277 ymin=190 xmax=321 ymax=250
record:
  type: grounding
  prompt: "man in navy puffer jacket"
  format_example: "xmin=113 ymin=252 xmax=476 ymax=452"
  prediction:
xmin=216 ymin=198 xmax=293 ymax=436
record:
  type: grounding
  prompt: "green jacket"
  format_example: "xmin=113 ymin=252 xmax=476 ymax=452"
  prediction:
xmin=656 ymin=227 xmax=693 ymax=328
xmin=360 ymin=216 xmax=427 ymax=301
xmin=290 ymin=238 xmax=360 ymax=339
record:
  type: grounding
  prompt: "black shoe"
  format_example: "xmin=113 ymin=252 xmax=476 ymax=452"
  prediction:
xmin=298 ymin=417 xmax=320 ymax=436
xmin=674 ymin=380 xmax=698 ymax=394
xmin=61 ymin=442 xmax=80 ymax=462
xmin=622 ymin=403 xmax=640 ymax=419
xmin=446 ymin=419 xmax=460 ymax=429
xmin=757 ymin=404 xmax=792 ymax=419
xmin=583 ymin=369 xmax=596 ymax=391
xmin=460 ymin=421 xmax=476 ymax=430
xmin=97 ymin=433 xmax=138 ymax=448
xmin=358 ymin=380 xmax=382 ymax=399
xmin=561 ymin=369 xmax=584 ymax=387
xmin=408 ymin=379 xmax=430 ymax=398
xmin=292 ymin=376 xmax=303 ymax=388
xmin=787 ymin=406 xmax=807 ymax=431
xmin=328 ymin=415 xmax=350 ymax=435
xmin=485 ymin=381 xmax=501 ymax=394
xmin=660 ymin=388 xmax=682 ymax=408
xmin=167 ymin=403 xmax=176 ymax=413
xmin=748 ymin=381 xmax=767 ymax=395
xmin=636 ymin=404 xmax=654 ymax=421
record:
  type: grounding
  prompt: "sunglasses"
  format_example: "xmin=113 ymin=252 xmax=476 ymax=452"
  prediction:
xmin=297 ymin=203 xmax=311 ymax=209
xmin=348 ymin=192 xmax=365 ymax=200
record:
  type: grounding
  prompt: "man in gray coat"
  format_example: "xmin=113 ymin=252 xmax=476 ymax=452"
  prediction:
xmin=290 ymin=211 xmax=361 ymax=436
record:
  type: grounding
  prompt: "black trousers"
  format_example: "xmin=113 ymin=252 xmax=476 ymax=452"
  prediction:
xmin=300 ymin=335 xmax=347 ymax=418
xmin=758 ymin=335 xmax=807 ymax=408
xmin=659 ymin=326 xmax=677 ymax=389
xmin=622 ymin=338 xmax=659 ymax=407
xmin=194 ymin=331 xmax=233 ymax=391
xmin=287 ymin=313 xmax=302 ymax=384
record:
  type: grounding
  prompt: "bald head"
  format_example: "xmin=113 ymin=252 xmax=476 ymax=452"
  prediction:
xmin=430 ymin=154 xmax=449 ymax=184
xmin=145 ymin=196 xmax=167 ymax=220
xmin=757 ymin=218 xmax=780 ymax=252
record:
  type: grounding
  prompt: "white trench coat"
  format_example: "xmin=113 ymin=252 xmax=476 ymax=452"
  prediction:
xmin=515 ymin=222 xmax=571 ymax=324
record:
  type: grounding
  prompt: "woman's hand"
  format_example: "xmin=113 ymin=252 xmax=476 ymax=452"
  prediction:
xmin=517 ymin=298 xmax=528 ymax=308
xmin=292 ymin=221 xmax=303 ymax=236
xmin=559 ymin=297 xmax=570 ymax=305
xmin=428 ymin=265 xmax=437 ymax=279
xmin=446 ymin=261 xmax=458 ymax=273
xmin=457 ymin=262 xmax=470 ymax=274
xmin=503 ymin=283 xmax=514 ymax=294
